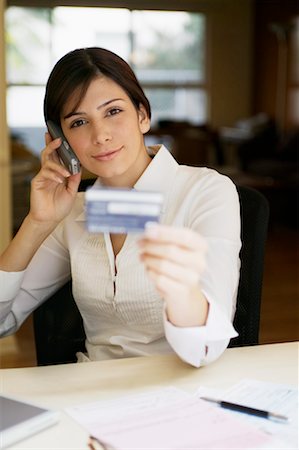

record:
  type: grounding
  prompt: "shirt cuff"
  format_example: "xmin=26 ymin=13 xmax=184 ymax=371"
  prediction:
xmin=163 ymin=300 xmax=238 ymax=368
xmin=204 ymin=297 xmax=238 ymax=341
xmin=0 ymin=269 xmax=26 ymax=301
xmin=163 ymin=307 xmax=206 ymax=367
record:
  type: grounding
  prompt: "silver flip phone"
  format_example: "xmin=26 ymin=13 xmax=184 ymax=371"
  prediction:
xmin=46 ymin=120 xmax=81 ymax=175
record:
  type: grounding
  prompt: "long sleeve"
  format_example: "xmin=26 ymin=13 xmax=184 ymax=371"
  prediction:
xmin=0 ymin=194 xmax=88 ymax=338
xmin=162 ymin=168 xmax=241 ymax=367
xmin=0 ymin=225 xmax=71 ymax=337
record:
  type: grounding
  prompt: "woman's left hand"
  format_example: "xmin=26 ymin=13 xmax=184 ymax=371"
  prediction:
xmin=138 ymin=223 xmax=209 ymax=327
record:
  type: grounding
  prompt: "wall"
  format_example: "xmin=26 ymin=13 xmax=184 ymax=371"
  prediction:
xmin=0 ymin=0 xmax=11 ymax=252
xmin=253 ymin=0 xmax=299 ymax=130
xmin=207 ymin=0 xmax=254 ymax=127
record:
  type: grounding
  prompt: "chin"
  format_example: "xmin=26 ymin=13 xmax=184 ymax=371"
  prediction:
xmin=94 ymin=168 xmax=128 ymax=182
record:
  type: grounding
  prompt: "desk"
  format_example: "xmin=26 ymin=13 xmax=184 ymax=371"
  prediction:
xmin=1 ymin=342 xmax=298 ymax=449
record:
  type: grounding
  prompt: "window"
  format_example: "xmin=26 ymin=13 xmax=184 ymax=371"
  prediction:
xmin=5 ymin=6 xmax=206 ymax=155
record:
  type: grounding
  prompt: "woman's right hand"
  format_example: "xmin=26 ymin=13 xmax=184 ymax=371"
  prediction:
xmin=28 ymin=132 xmax=81 ymax=226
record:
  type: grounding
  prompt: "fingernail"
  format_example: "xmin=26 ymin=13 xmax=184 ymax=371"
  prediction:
xmin=145 ymin=221 xmax=159 ymax=237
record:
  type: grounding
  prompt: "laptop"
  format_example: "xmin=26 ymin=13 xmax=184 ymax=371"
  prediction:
xmin=0 ymin=395 xmax=60 ymax=448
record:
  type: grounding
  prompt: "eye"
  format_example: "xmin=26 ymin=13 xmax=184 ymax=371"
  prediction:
xmin=107 ymin=107 xmax=122 ymax=117
xmin=70 ymin=118 xmax=87 ymax=128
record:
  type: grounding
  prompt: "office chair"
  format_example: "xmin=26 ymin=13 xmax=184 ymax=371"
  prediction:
xmin=33 ymin=177 xmax=95 ymax=366
xmin=33 ymin=183 xmax=269 ymax=365
xmin=229 ymin=185 xmax=269 ymax=347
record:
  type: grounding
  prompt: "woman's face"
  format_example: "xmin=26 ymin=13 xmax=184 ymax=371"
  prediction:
xmin=61 ymin=76 xmax=151 ymax=187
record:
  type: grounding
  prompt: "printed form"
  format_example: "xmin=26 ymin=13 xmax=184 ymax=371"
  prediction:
xmin=66 ymin=385 xmax=278 ymax=449
xmin=217 ymin=379 xmax=298 ymax=449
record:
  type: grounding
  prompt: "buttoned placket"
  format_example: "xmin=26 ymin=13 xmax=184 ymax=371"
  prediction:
xmin=103 ymin=232 xmax=118 ymax=310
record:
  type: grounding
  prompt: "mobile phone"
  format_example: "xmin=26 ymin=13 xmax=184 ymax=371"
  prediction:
xmin=46 ymin=120 xmax=81 ymax=175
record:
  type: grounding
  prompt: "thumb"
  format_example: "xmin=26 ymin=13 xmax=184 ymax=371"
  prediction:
xmin=66 ymin=172 xmax=82 ymax=195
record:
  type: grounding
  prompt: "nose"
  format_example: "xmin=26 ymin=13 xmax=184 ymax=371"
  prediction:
xmin=92 ymin=121 xmax=112 ymax=145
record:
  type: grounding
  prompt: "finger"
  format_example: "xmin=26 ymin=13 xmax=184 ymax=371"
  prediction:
xmin=142 ymin=254 xmax=202 ymax=286
xmin=32 ymin=167 xmax=66 ymax=186
xmin=45 ymin=131 xmax=52 ymax=146
xmin=40 ymin=159 xmax=71 ymax=178
xmin=139 ymin=240 xmax=206 ymax=271
xmin=43 ymin=132 xmax=62 ymax=165
xmin=65 ymin=172 xmax=82 ymax=194
xmin=41 ymin=137 xmax=63 ymax=165
xmin=33 ymin=160 xmax=71 ymax=188
xmin=144 ymin=223 xmax=207 ymax=251
xmin=146 ymin=268 xmax=190 ymax=299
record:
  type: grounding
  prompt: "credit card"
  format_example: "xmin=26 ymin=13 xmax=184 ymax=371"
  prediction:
xmin=85 ymin=187 xmax=163 ymax=233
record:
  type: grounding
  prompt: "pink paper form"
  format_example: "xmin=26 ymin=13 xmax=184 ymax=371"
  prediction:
xmin=88 ymin=396 xmax=271 ymax=449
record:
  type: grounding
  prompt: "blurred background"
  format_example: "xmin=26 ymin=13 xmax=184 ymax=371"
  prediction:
xmin=0 ymin=0 xmax=298 ymax=367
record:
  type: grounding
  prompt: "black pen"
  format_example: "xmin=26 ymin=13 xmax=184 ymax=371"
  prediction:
xmin=200 ymin=396 xmax=289 ymax=422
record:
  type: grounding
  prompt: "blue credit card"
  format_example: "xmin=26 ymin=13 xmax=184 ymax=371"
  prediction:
xmin=85 ymin=187 xmax=163 ymax=233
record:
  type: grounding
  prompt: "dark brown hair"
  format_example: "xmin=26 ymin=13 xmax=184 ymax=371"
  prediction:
xmin=44 ymin=47 xmax=151 ymax=124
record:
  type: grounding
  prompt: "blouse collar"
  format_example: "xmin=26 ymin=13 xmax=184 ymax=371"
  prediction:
xmin=76 ymin=145 xmax=179 ymax=221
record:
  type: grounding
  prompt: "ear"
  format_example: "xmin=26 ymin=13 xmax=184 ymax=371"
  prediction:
xmin=138 ymin=104 xmax=151 ymax=134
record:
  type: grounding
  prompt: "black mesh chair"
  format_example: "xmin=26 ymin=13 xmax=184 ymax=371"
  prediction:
xmin=229 ymin=185 xmax=269 ymax=347
xmin=33 ymin=280 xmax=85 ymax=366
xmin=33 ymin=178 xmax=95 ymax=366
xmin=33 ymin=183 xmax=269 ymax=365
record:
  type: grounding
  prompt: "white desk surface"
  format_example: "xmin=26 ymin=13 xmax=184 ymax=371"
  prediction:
xmin=1 ymin=341 xmax=298 ymax=449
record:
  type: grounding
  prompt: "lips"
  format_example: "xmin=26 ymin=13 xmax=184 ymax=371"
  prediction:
xmin=92 ymin=146 xmax=123 ymax=162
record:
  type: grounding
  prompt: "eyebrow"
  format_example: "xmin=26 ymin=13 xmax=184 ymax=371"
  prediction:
xmin=63 ymin=98 xmax=125 ymax=120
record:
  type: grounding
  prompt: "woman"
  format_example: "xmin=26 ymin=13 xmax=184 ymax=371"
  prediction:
xmin=0 ymin=47 xmax=241 ymax=367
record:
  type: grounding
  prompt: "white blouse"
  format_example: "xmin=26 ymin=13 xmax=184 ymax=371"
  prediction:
xmin=0 ymin=146 xmax=241 ymax=367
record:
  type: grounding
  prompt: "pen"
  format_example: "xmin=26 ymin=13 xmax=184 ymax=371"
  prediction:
xmin=200 ymin=396 xmax=289 ymax=422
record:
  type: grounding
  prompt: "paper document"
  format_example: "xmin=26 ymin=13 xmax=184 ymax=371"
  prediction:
xmin=220 ymin=379 xmax=298 ymax=449
xmin=66 ymin=387 xmax=188 ymax=430
xmin=66 ymin=386 xmax=271 ymax=449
